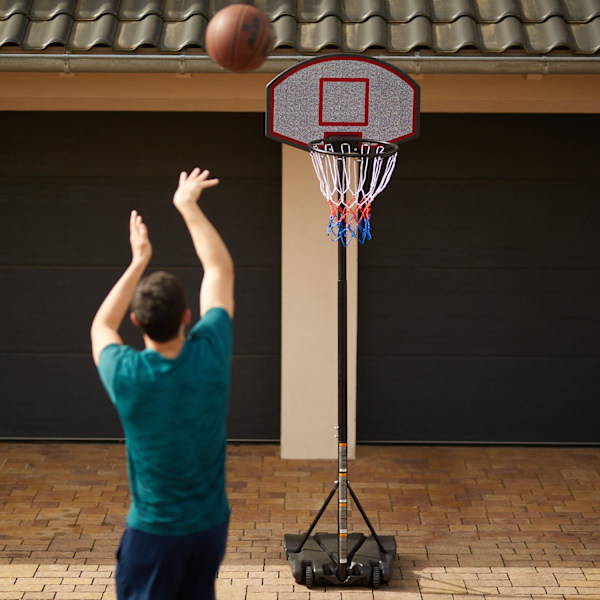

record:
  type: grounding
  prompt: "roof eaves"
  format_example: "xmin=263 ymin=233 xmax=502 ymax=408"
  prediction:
xmin=0 ymin=51 xmax=598 ymax=75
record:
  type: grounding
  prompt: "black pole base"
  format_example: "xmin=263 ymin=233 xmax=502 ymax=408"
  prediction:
xmin=283 ymin=532 xmax=396 ymax=588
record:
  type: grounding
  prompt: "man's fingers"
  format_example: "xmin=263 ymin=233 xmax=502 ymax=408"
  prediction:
xmin=202 ymin=177 xmax=220 ymax=188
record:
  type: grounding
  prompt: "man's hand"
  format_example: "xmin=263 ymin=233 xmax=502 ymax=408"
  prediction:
xmin=173 ymin=168 xmax=220 ymax=215
xmin=130 ymin=210 xmax=152 ymax=266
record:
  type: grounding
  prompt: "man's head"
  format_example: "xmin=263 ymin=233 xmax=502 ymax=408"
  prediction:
xmin=130 ymin=271 xmax=189 ymax=342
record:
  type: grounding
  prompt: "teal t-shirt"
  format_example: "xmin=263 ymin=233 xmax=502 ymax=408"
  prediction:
xmin=98 ymin=307 xmax=232 ymax=536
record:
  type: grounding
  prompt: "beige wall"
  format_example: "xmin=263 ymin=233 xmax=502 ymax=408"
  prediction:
xmin=280 ymin=145 xmax=358 ymax=459
xmin=0 ymin=69 xmax=598 ymax=458
xmin=0 ymin=72 xmax=598 ymax=113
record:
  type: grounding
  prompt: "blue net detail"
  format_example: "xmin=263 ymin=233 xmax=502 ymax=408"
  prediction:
xmin=309 ymin=140 xmax=398 ymax=246
xmin=327 ymin=199 xmax=372 ymax=246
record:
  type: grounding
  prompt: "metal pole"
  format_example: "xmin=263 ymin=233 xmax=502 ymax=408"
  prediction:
xmin=337 ymin=211 xmax=348 ymax=582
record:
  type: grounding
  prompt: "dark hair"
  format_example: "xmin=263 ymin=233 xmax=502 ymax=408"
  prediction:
xmin=131 ymin=271 xmax=187 ymax=342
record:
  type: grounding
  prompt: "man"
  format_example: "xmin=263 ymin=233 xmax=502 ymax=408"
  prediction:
xmin=91 ymin=168 xmax=234 ymax=600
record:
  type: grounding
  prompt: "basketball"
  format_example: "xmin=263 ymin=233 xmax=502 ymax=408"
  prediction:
xmin=205 ymin=4 xmax=274 ymax=73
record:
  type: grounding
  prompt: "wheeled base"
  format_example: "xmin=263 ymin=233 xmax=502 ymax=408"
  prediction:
xmin=284 ymin=532 xmax=396 ymax=588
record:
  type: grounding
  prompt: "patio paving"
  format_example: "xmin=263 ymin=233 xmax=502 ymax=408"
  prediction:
xmin=1 ymin=442 xmax=599 ymax=599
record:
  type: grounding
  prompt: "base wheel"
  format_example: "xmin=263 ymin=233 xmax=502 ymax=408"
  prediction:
xmin=305 ymin=565 xmax=314 ymax=589
xmin=372 ymin=565 xmax=382 ymax=589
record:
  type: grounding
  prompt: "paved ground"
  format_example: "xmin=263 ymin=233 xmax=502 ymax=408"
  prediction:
xmin=1 ymin=442 xmax=599 ymax=599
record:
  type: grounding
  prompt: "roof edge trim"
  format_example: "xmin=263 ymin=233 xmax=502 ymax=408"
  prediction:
xmin=0 ymin=53 xmax=598 ymax=74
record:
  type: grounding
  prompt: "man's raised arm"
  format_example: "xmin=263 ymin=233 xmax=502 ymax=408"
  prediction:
xmin=173 ymin=168 xmax=234 ymax=318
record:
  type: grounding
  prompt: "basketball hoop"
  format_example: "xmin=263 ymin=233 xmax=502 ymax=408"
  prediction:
xmin=308 ymin=138 xmax=398 ymax=245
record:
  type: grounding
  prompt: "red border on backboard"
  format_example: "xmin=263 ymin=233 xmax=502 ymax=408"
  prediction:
xmin=265 ymin=54 xmax=420 ymax=151
xmin=318 ymin=78 xmax=369 ymax=126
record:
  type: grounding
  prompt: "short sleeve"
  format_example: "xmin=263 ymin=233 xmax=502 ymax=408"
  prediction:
xmin=97 ymin=344 xmax=129 ymax=404
xmin=189 ymin=307 xmax=233 ymax=361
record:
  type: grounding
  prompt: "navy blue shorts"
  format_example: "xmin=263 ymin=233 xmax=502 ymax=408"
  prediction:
xmin=115 ymin=518 xmax=229 ymax=600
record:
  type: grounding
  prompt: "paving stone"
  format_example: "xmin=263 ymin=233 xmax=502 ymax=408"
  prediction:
xmin=2 ymin=443 xmax=600 ymax=599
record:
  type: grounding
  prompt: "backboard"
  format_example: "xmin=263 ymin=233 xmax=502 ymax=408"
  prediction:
xmin=266 ymin=54 xmax=420 ymax=150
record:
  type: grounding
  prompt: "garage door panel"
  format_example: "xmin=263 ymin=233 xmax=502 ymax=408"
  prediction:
xmin=0 ymin=355 xmax=280 ymax=440
xmin=0 ymin=177 xmax=280 ymax=268
xmin=0 ymin=356 xmax=123 ymax=438
xmin=0 ymin=112 xmax=278 ymax=179
xmin=228 ymin=356 xmax=281 ymax=441
xmin=359 ymin=267 xmax=600 ymax=357
xmin=358 ymin=114 xmax=600 ymax=443
xmin=357 ymin=356 xmax=600 ymax=443
xmin=2 ymin=267 xmax=280 ymax=356
xmin=364 ymin=180 xmax=600 ymax=269
xmin=392 ymin=114 xmax=599 ymax=181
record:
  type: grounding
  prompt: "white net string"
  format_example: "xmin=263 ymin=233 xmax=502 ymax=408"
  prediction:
xmin=310 ymin=140 xmax=398 ymax=245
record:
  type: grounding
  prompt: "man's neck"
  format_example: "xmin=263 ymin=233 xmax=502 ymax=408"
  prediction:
xmin=143 ymin=330 xmax=186 ymax=359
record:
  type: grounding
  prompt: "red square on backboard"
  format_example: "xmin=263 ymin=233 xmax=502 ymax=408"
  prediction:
xmin=319 ymin=78 xmax=369 ymax=126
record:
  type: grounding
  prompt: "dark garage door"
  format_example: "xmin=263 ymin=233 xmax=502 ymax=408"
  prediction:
xmin=358 ymin=114 xmax=600 ymax=444
xmin=0 ymin=112 xmax=281 ymax=441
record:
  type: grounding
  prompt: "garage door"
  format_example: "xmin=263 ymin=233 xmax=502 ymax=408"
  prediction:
xmin=358 ymin=114 xmax=600 ymax=443
xmin=0 ymin=112 xmax=281 ymax=441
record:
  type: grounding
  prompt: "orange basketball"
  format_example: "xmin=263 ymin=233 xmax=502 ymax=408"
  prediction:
xmin=205 ymin=4 xmax=274 ymax=73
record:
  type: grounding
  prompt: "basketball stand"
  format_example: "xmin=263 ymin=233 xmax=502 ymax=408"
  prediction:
xmin=265 ymin=55 xmax=420 ymax=589
xmin=283 ymin=210 xmax=396 ymax=588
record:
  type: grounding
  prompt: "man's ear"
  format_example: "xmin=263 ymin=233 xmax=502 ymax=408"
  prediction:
xmin=130 ymin=312 xmax=140 ymax=328
xmin=183 ymin=308 xmax=192 ymax=326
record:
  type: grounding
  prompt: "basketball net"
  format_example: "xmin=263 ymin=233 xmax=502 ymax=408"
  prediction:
xmin=309 ymin=139 xmax=398 ymax=246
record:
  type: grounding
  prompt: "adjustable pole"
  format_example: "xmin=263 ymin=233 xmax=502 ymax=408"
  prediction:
xmin=337 ymin=217 xmax=348 ymax=582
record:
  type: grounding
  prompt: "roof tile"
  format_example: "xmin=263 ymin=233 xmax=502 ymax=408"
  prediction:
xmin=0 ymin=13 xmax=27 ymax=45
xmin=563 ymin=0 xmax=600 ymax=23
xmin=519 ymin=0 xmax=564 ymax=23
xmin=386 ymin=0 xmax=429 ymax=23
xmin=524 ymin=15 xmax=571 ymax=53
xmin=73 ymin=0 xmax=119 ymax=21
xmin=473 ymin=0 xmax=521 ymax=24
xmin=272 ymin=14 xmax=297 ymax=48
xmin=434 ymin=16 xmax=479 ymax=53
xmin=159 ymin=14 xmax=206 ymax=51
xmin=114 ymin=14 xmax=162 ymax=51
xmin=118 ymin=0 xmax=163 ymax=21
xmin=571 ymin=17 xmax=600 ymax=52
xmin=298 ymin=0 xmax=341 ymax=22
xmin=298 ymin=15 xmax=341 ymax=52
xmin=211 ymin=0 xmax=251 ymax=16
xmin=29 ymin=0 xmax=75 ymax=20
xmin=0 ymin=0 xmax=32 ymax=20
xmin=22 ymin=12 xmax=71 ymax=49
xmin=342 ymin=0 xmax=386 ymax=22
xmin=163 ymin=0 xmax=208 ymax=21
xmin=69 ymin=14 xmax=117 ymax=50
xmin=479 ymin=16 xmax=525 ymax=52
xmin=429 ymin=0 xmax=476 ymax=23
xmin=344 ymin=16 xmax=387 ymax=51
xmin=388 ymin=16 xmax=433 ymax=52
xmin=256 ymin=0 xmax=296 ymax=20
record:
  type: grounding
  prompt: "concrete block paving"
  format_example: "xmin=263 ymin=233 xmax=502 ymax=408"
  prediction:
xmin=1 ymin=443 xmax=599 ymax=598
